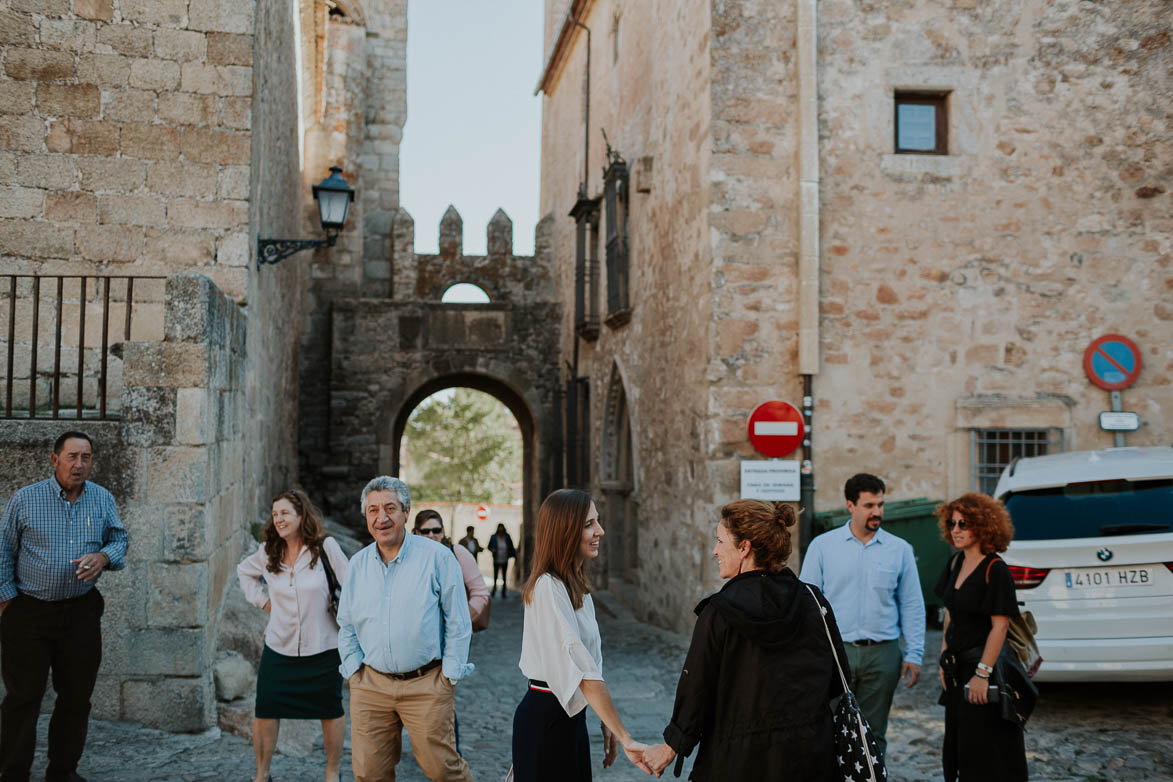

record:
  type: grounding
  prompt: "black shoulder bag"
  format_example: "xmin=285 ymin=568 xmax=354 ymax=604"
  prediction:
xmin=806 ymin=585 xmax=888 ymax=782
xmin=320 ymin=540 xmax=341 ymax=619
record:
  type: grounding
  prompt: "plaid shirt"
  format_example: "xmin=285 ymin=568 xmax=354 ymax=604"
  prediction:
xmin=0 ymin=476 xmax=128 ymax=602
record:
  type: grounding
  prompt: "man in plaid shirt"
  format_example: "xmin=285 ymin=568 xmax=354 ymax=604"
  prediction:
xmin=0 ymin=431 xmax=128 ymax=782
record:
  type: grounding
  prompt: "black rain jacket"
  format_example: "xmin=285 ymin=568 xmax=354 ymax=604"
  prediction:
xmin=662 ymin=568 xmax=848 ymax=781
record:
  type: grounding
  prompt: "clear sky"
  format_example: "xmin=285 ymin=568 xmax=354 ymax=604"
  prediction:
xmin=401 ymin=0 xmax=545 ymax=257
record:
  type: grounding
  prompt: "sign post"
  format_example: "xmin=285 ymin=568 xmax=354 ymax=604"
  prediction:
xmin=1083 ymin=334 xmax=1142 ymax=447
xmin=475 ymin=505 xmax=489 ymax=523
xmin=742 ymin=400 xmax=804 ymax=502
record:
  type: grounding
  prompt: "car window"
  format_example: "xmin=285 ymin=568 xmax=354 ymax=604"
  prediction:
xmin=1004 ymin=478 xmax=1173 ymax=540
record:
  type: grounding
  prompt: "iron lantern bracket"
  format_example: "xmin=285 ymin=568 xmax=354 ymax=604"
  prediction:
xmin=256 ymin=229 xmax=340 ymax=269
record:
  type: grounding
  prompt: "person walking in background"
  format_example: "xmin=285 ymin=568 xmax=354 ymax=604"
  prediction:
xmin=487 ymin=523 xmax=516 ymax=598
xmin=799 ymin=472 xmax=925 ymax=760
xmin=512 ymin=489 xmax=651 ymax=780
xmin=935 ymin=493 xmax=1028 ymax=782
xmin=236 ymin=489 xmax=349 ymax=782
xmin=0 ymin=431 xmax=128 ymax=782
xmin=457 ymin=526 xmax=482 ymax=561
xmin=641 ymin=500 xmax=846 ymax=780
xmin=339 ymin=477 xmax=473 ymax=782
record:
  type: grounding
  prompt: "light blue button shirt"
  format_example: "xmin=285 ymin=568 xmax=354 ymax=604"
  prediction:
xmin=799 ymin=521 xmax=925 ymax=665
xmin=337 ymin=533 xmax=474 ymax=682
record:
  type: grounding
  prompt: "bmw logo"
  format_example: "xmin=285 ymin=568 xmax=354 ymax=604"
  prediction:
xmin=1096 ymin=548 xmax=1113 ymax=562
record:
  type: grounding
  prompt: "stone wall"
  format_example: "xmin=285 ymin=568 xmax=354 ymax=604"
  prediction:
xmin=0 ymin=275 xmax=250 ymax=731
xmin=538 ymin=0 xmax=718 ymax=628
xmin=539 ymin=0 xmax=1172 ymax=633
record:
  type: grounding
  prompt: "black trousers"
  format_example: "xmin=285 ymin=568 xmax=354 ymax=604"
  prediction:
xmin=492 ymin=562 xmax=509 ymax=594
xmin=0 ymin=590 xmax=103 ymax=782
xmin=512 ymin=686 xmax=590 ymax=782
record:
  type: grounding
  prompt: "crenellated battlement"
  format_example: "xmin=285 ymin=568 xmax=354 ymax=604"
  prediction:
xmin=379 ymin=206 xmax=556 ymax=304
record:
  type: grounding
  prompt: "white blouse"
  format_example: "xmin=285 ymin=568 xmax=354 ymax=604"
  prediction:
xmin=236 ymin=536 xmax=349 ymax=657
xmin=518 ymin=573 xmax=603 ymax=717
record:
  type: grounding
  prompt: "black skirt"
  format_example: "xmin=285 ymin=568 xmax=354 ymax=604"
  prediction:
xmin=512 ymin=683 xmax=591 ymax=782
xmin=255 ymin=645 xmax=344 ymax=720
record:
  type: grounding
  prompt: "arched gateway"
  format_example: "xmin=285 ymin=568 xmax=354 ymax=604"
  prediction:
xmin=300 ymin=207 xmax=562 ymax=573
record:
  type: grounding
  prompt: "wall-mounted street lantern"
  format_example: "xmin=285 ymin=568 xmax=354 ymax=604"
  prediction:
xmin=256 ymin=166 xmax=356 ymax=269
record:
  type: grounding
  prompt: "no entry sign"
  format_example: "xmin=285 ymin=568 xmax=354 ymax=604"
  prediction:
xmin=747 ymin=400 xmax=805 ymax=458
xmin=1083 ymin=334 xmax=1142 ymax=391
xmin=475 ymin=505 xmax=489 ymax=522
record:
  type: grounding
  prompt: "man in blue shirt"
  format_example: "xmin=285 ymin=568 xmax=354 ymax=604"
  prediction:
xmin=338 ymin=476 xmax=473 ymax=782
xmin=799 ymin=473 xmax=924 ymax=760
xmin=0 ymin=431 xmax=128 ymax=782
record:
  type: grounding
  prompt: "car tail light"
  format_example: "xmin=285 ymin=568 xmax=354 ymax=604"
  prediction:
xmin=1008 ymin=565 xmax=1050 ymax=589
xmin=1165 ymin=563 xmax=1173 ymax=575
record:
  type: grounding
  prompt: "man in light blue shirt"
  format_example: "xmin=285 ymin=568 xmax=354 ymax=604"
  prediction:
xmin=338 ymin=475 xmax=473 ymax=782
xmin=799 ymin=473 xmax=924 ymax=760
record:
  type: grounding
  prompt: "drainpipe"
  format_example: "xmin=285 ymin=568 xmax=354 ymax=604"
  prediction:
xmin=573 ymin=19 xmax=591 ymax=194
xmin=797 ymin=0 xmax=819 ymax=554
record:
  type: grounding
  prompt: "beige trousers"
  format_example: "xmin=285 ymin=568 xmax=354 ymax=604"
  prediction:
xmin=349 ymin=664 xmax=474 ymax=782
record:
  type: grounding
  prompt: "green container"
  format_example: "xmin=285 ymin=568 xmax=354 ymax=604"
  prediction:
xmin=811 ymin=497 xmax=950 ymax=621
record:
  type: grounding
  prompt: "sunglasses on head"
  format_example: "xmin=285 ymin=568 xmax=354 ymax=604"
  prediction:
xmin=418 ymin=526 xmax=443 ymax=535
xmin=946 ymin=519 xmax=969 ymax=531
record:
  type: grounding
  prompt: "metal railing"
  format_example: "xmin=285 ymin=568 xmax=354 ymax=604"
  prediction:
xmin=2 ymin=274 xmax=164 ymax=420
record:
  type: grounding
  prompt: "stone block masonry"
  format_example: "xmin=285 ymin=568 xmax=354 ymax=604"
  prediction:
xmin=0 ymin=274 xmax=251 ymax=732
xmin=0 ymin=0 xmax=254 ymax=292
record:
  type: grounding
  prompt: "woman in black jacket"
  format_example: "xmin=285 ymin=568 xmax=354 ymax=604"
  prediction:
xmin=642 ymin=499 xmax=848 ymax=781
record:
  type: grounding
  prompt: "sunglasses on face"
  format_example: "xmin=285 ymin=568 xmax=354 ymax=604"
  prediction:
xmin=419 ymin=527 xmax=443 ymax=535
xmin=946 ymin=519 xmax=969 ymax=531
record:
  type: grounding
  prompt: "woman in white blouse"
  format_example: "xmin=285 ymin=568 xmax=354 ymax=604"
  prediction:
xmin=237 ymin=489 xmax=349 ymax=782
xmin=512 ymin=489 xmax=651 ymax=780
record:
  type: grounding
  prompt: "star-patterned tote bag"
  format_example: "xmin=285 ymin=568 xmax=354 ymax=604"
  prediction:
xmin=805 ymin=585 xmax=888 ymax=782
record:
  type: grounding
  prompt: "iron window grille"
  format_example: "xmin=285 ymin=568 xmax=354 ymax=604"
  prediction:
xmin=895 ymin=91 xmax=949 ymax=155
xmin=603 ymin=148 xmax=631 ymax=327
xmin=570 ymin=193 xmax=601 ymax=341
xmin=970 ymin=428 xmax=1063 ymax=495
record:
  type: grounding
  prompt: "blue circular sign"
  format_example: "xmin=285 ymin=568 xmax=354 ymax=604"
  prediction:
xmin=1083 ymin=335 xmax=1142 ymax=391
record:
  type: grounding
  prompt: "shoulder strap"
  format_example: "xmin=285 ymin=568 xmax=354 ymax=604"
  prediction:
xmin=320 ymin=538 xmax=340 ymax=594
xmin=805 ymin=584 xmax=850 ymax=694
xmin=984 ymin=554 xmax=1001 ymax=584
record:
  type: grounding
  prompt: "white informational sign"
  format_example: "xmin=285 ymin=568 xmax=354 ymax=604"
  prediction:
xmin=1099 ymin=411 xmax=1140 ymax=431
xmin=740 ymin=460 xmax=801 ymax=502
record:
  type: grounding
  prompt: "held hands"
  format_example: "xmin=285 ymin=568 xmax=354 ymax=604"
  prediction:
xmin=641 ymin=743 xmax=677 ymax=777
xmin=71 ymin=552 xmax=109 ymax=582
xmin=901 ymin=661 xmax=921 ymax=688
xmin=601 ymin=724 xmax=653 ymax=775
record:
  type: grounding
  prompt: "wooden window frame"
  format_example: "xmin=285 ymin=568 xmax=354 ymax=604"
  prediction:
xmin=894 ymin=91 xmax=949 ymax=155
xmin=603 ymin=150 xmax=631 ymax=328
xmin=570 ymin=194 xmax=601 ymax=341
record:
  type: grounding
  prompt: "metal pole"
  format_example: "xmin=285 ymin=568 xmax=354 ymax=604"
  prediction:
xmin=1110 ymin=391 xmax=1124 ymax=448
xmin=53 ymin=277 xmax=62 ymax=418
xmin=799 ymin=374 xmax=815 ymax=557
xmin=100 ymin=277 xmax=110 ymax=419
xmin=5 ymin=276 xmax=14 ymax=418
xmin=76 ymin=276 xmax=85 ymax=418
xmin=29 ymin=277 xmax=39 ymax=418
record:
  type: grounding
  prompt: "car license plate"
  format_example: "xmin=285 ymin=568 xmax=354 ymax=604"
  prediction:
xmin=1064 ymin=567 xmax=1156 ymax=589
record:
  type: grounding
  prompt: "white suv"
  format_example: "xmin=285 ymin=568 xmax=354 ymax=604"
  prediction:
xmin=994 ymin=446 xmax=1173 ymax=682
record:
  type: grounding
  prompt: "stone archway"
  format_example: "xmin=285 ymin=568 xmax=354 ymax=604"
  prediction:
xmin=386 ymin=370 xmax=541 ymax=568
xmin=299 ymin=210 xmax=561 ymax=580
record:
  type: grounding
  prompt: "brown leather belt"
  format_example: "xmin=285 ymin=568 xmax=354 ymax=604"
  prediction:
xmin=385 ymin=659 xmax=441 ymax=680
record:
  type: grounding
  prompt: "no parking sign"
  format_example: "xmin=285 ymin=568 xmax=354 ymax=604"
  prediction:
xmin=1083 ymin=334 xmax=1142 ymax=391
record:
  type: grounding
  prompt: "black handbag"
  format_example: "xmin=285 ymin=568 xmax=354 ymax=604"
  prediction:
xmin=320 ymin=541 xmax=341 ymax=619
xmin=806 ymin=585 xmax=888 ymax=782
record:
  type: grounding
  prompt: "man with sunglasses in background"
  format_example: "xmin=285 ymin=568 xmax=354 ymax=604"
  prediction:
xmin=413 ymin=510 xmax=489 ymax=631
xmin=799 ymin=472 xmax=925 ymax=761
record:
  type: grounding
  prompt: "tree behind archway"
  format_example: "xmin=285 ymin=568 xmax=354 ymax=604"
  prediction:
xmin=400 ymin=388 xmax=522 ymax=504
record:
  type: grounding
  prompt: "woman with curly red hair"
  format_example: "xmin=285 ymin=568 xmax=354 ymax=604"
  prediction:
xmin=933 ymin=493 xmax=1026 ymax=781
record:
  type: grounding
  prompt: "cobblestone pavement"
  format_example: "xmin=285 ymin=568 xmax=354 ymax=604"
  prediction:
xmin=25 ymin=590 xmax=1173 ymax=781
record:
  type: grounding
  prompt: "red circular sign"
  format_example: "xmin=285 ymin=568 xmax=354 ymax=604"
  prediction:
xmin=475 ymin=505 xmax=489 ymax=522
xmin=1083 ymin=334 xmax=1142 ymax=391
xmin=747 ymin=400 xmax=805 ymax=458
